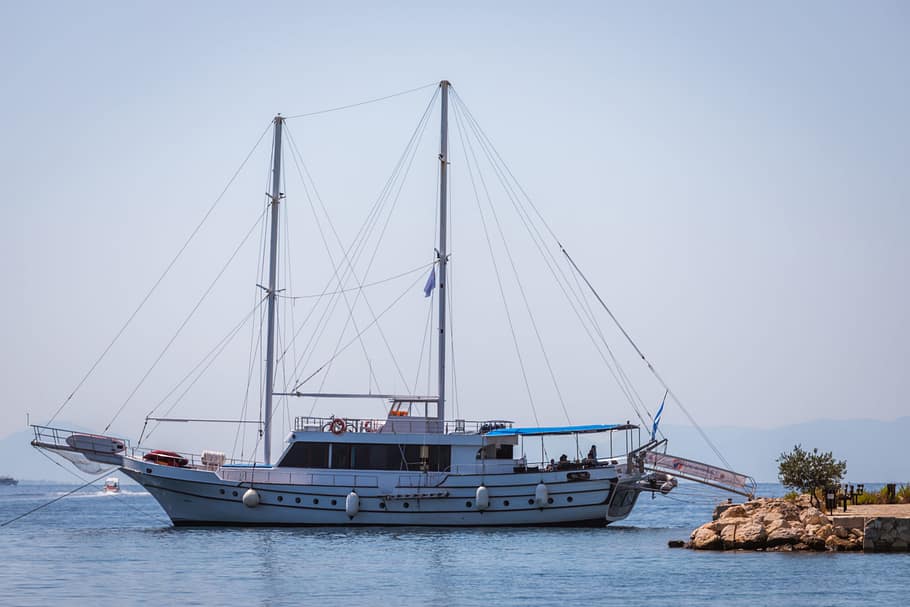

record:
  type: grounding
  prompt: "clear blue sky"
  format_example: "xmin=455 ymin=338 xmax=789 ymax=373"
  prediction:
xmin=1 ymin=2 xmax=907 ymax=455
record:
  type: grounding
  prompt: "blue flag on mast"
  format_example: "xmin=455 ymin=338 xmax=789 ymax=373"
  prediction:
xmin=423 ymin=267 xmax=436 ymax=297
xmin=651 ymin=390 xmax=667 ymax=440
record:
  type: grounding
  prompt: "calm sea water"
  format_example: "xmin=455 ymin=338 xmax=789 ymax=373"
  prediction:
xmin=0 ymin=481 xmax=905 ymax=606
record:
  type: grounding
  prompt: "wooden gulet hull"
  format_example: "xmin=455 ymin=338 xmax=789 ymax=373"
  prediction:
xmin=120 ymin=456 xmax=645 ymax=527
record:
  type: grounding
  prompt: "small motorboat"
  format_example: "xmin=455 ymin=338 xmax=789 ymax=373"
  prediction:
xmin=103 ymin=477 xmax=120 ymax=493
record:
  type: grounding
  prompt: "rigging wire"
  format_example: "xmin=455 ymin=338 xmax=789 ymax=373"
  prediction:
xmin=451 ymin=99 xmax=541 ymax=426
xmin=235 ymin=152 xmax=276 ymax=461
xmin=447 ymin=254 xmax=461 ymax=420
xmin=284 ymin=82 xmax=438 ymax=120
xmin=281 ymin=90 xmax=439 ymax=412
xmin=561 ymin=249 xmax=730 ymax=468
xmin=1 ymin=467 xmax=116 ymax=528
xmin=453 ymin=94 xmax=656 ymax=425
xmin=285 ymin=126 xmax=409 ymax=391
xmin=446 ymin=151 xmax=460 ymax=419
xmin=47 ymin=121 xmax=273 ymax=426
xmin=280 ymin=159 xmax=299 ymax=437
xmin=452 ymin=92 xmax=649 ymax=427
xmin=302 ymin=104 xmax=435 ymax=404
xmin=278 ymin=262 xmax=436 ymax=300
xmin=139 ymin=294 xmax=268 ymax=444
xmin=284 ymin=130 xmax=380 ymax=391
xmin=451 ymin=90 xmax=727 ymax=466
xmin=412 ymin=282 xmax=435 ymax=395
xmin=412 ymin=156 xmax=441 ymax=397
xmin=277 ymin=88 xmax=439 ymax=397
xmin=292 ymin=270 xmax=430 ymax=394
xmin=103 ymin=205 xmax=269 ymax=432
xmin=452 ymin=101 xmax=571 ymax=425
xmin=29 ymin=447 xmax=160 ymax=518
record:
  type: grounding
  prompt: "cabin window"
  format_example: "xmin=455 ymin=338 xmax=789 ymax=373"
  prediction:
xmin=279 ymin=442 xmax=449 ymax=471
xmin=475 ymin=443 xmax=514 ymax=460
xmin=277 ymin=442 xmax=330 ymax=468
xmin=331 ymin=444 xmax=352 ymax=469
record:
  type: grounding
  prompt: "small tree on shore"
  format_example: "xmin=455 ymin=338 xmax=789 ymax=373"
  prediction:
xmin=777 ymin=444 xmax=847 ymax=507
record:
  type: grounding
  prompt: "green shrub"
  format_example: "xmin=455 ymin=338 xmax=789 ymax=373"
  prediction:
xmin=855 ymin=487 xmax=901 ymax=505
xmin=777 ymin=445 xmax=846 ymax=508
xmin=897 ymin=484 xmax=910 ymax=504
xmin=857 ymin=492 xmax=881 ymax=505
xmin=783 ymin=491 xmax=800 ymax=502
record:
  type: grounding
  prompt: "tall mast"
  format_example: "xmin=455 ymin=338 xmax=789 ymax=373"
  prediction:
xmin=264 ymin=114 xmax=283 ymax=465
xmin=437 ymin=81 xmax=450 ymax=423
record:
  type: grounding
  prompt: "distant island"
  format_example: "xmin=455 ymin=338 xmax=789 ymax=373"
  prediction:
xmin=0 ymin=476 xmax=17 ymax=486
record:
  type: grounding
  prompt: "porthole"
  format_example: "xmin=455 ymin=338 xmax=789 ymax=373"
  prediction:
xmin=146 ymin=468 xmax=152 ymax=474
xmin=380 ymin=502 xmax=386 ymax=509
xmin=403 ymin=502 xmax=410 ymax=509
xmin=277 ymin=495 xmax=284 ymax=502
xmin=331 ymin=499 xmax=337 ymax=506
xmin=528 ymin=498 xmax=535 ymax=505
xmin=295 ymin=497 xmax=301 ymax=504
xmin=232 ymin=491 xmax=238 ymax=497
xmin=219 ymin=489 xmax=225 ymax=495
xmin=503 ymin=500 xmax=510 ymax=507
xmin=567 ymin=496 xmax=574 ymax=503
xmin=465 ymin=501 xmax=472 ymax=508
xmin=547 ymin=497 xmax=554 ymax=504
xmin=313 ymin=498 xmax=319 ymax=505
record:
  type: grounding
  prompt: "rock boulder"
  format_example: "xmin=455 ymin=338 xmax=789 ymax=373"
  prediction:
xmin=687 ymin=496 xmax=862 ymax=553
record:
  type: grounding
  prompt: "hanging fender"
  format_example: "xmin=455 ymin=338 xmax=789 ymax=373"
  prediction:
xmin=345 ymin=491 xmax=360 ymax=518
xmin=475 ymin=485 xmax=490 ymax=510
xmin=535 ymin=482 xmax=549 ymax=507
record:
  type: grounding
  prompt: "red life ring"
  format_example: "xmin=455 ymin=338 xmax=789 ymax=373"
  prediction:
xmin=330 ymin=418 xmax=347 ymax=435
xmin=363 ymin=420 xmax=372 ymax=433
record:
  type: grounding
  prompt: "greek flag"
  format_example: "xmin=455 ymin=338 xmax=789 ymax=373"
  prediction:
xmin=423 ymin=267 xmax=436 ymax=298
xmin=651 ymin=390 xmax=667 ymax=440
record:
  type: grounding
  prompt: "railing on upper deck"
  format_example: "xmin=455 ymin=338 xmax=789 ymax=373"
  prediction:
xmin=293 ymin=416 xmax=513 ymax=435
xmin=30 ymin=424 xmax=255 ymax=471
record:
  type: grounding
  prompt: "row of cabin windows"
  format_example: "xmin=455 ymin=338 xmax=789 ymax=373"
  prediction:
xmin=277 ymin=442 xmax=452 ymax=472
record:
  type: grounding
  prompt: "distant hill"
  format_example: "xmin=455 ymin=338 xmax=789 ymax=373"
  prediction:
xmin=659 ymin=417 xmax=910 ymax=483
xmin=3 ymin=417 xmax=907 ymax=483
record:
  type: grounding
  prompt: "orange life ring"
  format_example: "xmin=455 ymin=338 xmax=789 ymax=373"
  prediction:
xmin=330 ymin=418 xmax=347 ymax=435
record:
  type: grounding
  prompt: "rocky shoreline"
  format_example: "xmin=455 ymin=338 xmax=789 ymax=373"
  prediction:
xmin=687 ymin=495 xmax=863 ymax=552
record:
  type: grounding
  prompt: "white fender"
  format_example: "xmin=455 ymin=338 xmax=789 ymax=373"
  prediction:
xmin=345 ymin=491 xmax=360 ymax=518
xmin=242 ymin=488 xmax=260 ymax=508
xmin=475 ymin=485 xmax=490 ymax=510
xmin=535 ymin=482 xmax=549 ymax=507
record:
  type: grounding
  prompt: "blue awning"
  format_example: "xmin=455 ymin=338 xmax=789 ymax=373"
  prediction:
xmin=485 ymin=423 xmax=637 ymax=437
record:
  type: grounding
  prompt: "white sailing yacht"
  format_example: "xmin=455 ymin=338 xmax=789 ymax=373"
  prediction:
xmin=32 ymin=81 xmax=752 ymax=526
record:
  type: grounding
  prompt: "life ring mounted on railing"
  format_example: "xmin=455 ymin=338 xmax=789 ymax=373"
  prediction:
xmin=330 ymin=418 xmax=347 ymax=435
xmin=363 ymin=420 xmax=372 ymax=433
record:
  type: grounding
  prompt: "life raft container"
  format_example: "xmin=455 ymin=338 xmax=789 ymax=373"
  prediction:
xmin=65 ymin=433 xmax=126 ymax=454
xmin=142 ymin=449 xmax=189 ymax=467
